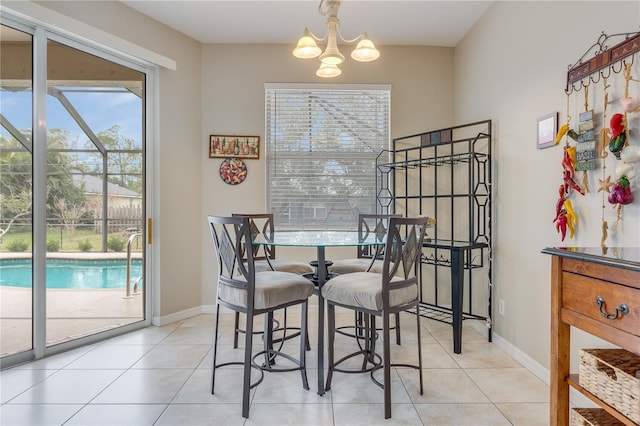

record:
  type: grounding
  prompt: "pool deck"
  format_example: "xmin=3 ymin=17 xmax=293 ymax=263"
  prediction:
xmin=0 ymin=286 xmax=144 ymax=356
xmin=0 ymin=252 xmax=144 ymax=356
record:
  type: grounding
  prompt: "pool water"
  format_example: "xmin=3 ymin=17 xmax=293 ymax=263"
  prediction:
xmin=0 ymin=259 xmax=143 ymax=289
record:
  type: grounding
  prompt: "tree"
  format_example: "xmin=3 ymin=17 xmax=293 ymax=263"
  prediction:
xmin=0 ymin=130 xmax=87 ymax=237
xmin=0 ymin=145 xmax=33 ymax=239
xmin=45 ymin=129 xmax=87 ymax=222
xmin=85 ymin=125 xmax=143 ymax=194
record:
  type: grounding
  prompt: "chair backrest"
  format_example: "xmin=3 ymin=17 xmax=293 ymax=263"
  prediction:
xmin=207 ymin=215 xmax=256 ymax=311
xmin=231 ymin=213 xmax=276 ymax=261
xmin=381 ymin=216 xmax=429 ymax=309
xmin=357 ymin=214 xmax=401 ymax=259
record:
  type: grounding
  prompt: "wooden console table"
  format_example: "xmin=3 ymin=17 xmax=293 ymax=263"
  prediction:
xmin=542 ymin=247 xmax=640 ymax=426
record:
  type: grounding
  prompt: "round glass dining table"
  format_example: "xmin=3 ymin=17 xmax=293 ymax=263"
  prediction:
xmin=253 ymin=230 xmax=386 ymax=395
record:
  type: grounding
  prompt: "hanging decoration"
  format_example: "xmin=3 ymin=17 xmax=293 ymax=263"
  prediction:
xmin=598 ymin=77 xmax=611 ymax=254
xmin=575 ymin=87 xmax=595 ymax=190
xmin=608 ymin=113 xmax=626 ymax=159
xmin=565 ymin=32 xmax=640 ymax=94
xmin=608 ymin=64 xmax=638 ymax=228
xmin=553 ymin=30 xmax=640 ymax=244
xmin=219 ymin=158 xmax=248 ymax=185
xmin=553 ymin=88 xmax=584 ymax=242
xmin=553 ymin=141 xmax=584 ymax=241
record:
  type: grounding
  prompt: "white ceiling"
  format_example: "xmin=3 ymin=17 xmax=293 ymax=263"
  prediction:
xmin=120 ymin=1 xmax=493 ymax=47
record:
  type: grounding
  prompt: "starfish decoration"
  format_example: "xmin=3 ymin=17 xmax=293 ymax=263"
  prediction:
xmin=597 ymin=175 xmax=614 ymax=193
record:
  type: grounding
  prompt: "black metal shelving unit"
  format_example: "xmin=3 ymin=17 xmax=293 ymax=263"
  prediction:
xmin=376 ymin=120 xmax=493 ymax=352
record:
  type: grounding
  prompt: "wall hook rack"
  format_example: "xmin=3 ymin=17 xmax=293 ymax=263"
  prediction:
xmin=566 ymin=30 xmax=640 ymax=94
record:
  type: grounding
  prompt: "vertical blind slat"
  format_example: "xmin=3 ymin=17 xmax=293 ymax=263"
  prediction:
xmin=265 ymin=87 xmax=390 ymax=229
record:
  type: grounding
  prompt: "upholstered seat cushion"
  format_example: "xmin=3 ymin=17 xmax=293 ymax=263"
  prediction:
xmin=321 ymin=272 xmax=417 ymax=311
xmin=328 ymin=258 xmax=384 ymax=274
xmin=218 ymin=271 xmax=315 ymax=310
xmin=254 ymin=259 xmax=314 ymax=274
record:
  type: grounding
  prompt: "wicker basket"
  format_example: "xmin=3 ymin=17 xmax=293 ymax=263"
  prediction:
xmin=571 ymin=408 xmax=624 ymax=426
xmin=579 ymin=349 xmax=640 ymax=424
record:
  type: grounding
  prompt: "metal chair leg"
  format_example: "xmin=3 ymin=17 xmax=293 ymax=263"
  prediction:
xmin=325 ymin=303 xmax=336 ymax=391
xmin=242 ymin=312 xmax=254 ymax=419
xmin=416 ymin=310 xmax=423 ymax=394
xmin=233 ymin=311 xmax=240 ymax=348
xmin=211 ymin=305 xmax=221 ymax=394
xmin=360 ymin=313 xmax=369 ymax=371
xmin=383 ymin=313 xmax=392 ymax=419
xmin=263 ymin=311 xmax=274 ymax=368
xmin=300 ymin=301 xmax=310 ymax=390
xmin=356 ymin=311 xmax=364 ymax=338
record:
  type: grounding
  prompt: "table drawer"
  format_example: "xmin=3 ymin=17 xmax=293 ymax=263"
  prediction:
xmin=562 ymin=272 xmax=640 ymax=337
xmin=564 ymin=257 xmax=640 ymax=289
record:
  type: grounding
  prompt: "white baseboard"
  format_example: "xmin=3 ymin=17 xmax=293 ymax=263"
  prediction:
xmin=467 ymin=321 xmax=595 ymax=408
xmin=152 ymin=305 xmax=210 ymax=326
xmin=200 ymin=304 xmax=216 ymax=314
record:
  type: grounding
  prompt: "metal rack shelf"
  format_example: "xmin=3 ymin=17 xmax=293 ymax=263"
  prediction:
xmin=376 ymin=120 xmax=493 ymax=352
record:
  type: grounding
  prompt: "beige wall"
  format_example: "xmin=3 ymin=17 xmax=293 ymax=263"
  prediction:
xmin=455 ymin=1 xmax=640 ymax=371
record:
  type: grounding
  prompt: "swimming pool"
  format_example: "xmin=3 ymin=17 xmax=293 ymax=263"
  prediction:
xmin=0 ymin=259 xmax=143 ymax=289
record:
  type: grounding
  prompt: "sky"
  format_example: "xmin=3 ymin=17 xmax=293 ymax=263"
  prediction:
xmin=0 ymin=86 xmax=142 ymax=150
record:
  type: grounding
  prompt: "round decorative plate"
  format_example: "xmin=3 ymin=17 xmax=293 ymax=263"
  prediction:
xmin=219 ymin=158 xmax=247 ymax=185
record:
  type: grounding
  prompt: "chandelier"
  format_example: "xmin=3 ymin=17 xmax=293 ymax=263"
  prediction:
xmin=292 ymin=0 xmax=380 ymax=78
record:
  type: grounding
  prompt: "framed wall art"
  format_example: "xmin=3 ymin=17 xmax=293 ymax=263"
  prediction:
xmin=536 ymin=112 xmax=558 ymax=149
xmin=209 ymin=135 xmax=260 ymax=159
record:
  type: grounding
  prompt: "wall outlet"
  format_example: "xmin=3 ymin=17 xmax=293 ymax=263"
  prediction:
xmin=498 ymin=299 xmax=505 ymax=316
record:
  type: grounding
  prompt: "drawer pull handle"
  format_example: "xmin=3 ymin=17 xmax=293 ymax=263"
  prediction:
xmin=595 ymin=296 xmax=629 ymax=320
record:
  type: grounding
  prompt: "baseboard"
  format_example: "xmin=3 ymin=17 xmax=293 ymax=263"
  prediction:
xmin=481 ymin=325 xmax=550 ymax=385
xmin=152 ymin=305 xmax=210 ymax=326
xmin=467 ymin=321 xmax=595 ymax=408
xmin=200 ymin=304 xmax=216 ymax=314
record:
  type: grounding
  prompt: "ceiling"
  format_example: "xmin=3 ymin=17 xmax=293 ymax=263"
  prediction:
xmin=120 ymin=1 xmax=493 ymax=47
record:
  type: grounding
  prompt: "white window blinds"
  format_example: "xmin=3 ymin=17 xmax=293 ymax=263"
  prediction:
xmin=265 ymin=84 xmax=390 ymax=229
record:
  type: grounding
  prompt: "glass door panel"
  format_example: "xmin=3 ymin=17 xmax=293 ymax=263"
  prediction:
xmin=0 ymin=25 xmax=34 ymax=357
xmin=45 ymin=40 xmax=145 ymax=347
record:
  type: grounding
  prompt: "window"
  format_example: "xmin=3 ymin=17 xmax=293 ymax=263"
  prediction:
xmin=265 ymin=84 xmax=390 ymax=229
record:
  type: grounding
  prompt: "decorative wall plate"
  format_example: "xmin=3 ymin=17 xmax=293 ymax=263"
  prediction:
xmin=219 ymin=158 xmax=247 ymax=185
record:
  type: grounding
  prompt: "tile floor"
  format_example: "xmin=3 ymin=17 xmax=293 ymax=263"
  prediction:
xmin=0 ymin=307 xmax=550 ymax=425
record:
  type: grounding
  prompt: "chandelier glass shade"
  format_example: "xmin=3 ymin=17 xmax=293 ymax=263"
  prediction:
xmin=316 ymin=63 xmax=342 ymax=78
xmin=292 ymin=0 xmax=380 ymax=78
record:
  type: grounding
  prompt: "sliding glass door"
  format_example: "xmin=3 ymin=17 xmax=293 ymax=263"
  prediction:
xmin=1 ymin=21 xmax=150 ymax=365
xmin=0 ymin=25 xmax=34 ymax=357
xmin=44 ymin=39 xmax=146 ymax=347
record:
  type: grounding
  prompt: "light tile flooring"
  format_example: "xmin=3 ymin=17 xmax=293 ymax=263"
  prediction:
xmin=0 ymin=307 xmax=550 ymax=425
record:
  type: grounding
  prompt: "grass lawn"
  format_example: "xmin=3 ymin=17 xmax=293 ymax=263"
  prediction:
xmin=0 ymin=228 xmax=142 ymax=253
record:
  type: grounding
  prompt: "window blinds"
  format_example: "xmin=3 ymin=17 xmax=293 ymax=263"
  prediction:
xmin=265 ymin=85 xmax=390 ymax=229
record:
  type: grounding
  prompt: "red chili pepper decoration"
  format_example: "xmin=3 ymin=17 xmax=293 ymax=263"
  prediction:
xmin=553 ymin=185 xmax=565 ymax=222
xmin=553 ymin=145 xmax=583 ymax=241
xmin=554 ymin=211 xmax=568 ymax=241
xmin=563 ymin=170 xmax=585 ymax=195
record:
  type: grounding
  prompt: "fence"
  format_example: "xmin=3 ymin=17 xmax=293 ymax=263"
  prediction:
xmin=92 ymin=205 xmax=143 ymax=235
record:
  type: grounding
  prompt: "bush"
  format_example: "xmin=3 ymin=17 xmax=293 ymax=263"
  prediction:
xmin=108 ymin=236 xmax=126 ymax=252
xmin=7 ymin=239 xmax=29 ymax=252
xmin=77 ymin=239 xmax=92 ymax=252
xmin=47 ymin=239 xmax=60 ymax=252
